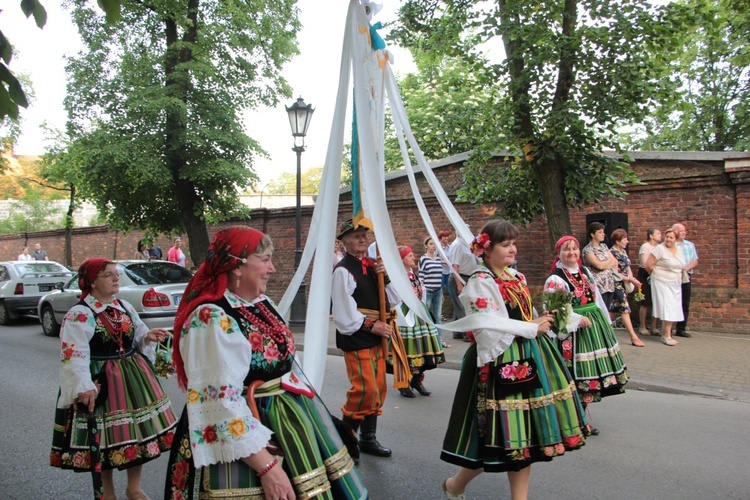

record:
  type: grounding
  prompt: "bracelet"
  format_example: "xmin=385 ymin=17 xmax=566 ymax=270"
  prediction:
xmin=257 ymin=458 xmax=278 ymax=478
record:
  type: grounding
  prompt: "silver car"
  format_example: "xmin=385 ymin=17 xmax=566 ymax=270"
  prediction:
xmin=37 ymin=260 xmax=193 ymax=336
xmin=0 ymin=261 xmax=75 ymax=325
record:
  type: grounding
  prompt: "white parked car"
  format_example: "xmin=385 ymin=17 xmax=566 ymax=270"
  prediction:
xmin=0 ymin=261 xmax=75 ymax=325
xmin=37 ymin=260 xmax=193 ymax=337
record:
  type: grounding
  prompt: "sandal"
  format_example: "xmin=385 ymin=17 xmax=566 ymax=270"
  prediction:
xmin=661 ymin=337 xmax=678 ymax=346
xmin=638 ymin=328 xmax=650 ymax=336
xmin=442 ymin=479 xmax=466 ymax=500
xmin=631 ymin=338 xmax=645 ymax=347
xmin=441 ymin=341 xmax=452 ymax=348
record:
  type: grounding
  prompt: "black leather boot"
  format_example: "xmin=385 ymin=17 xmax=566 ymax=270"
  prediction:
xmin=359 ymin=415 xmax=392 ymax=457
xmin=410 ymin=373 xmax=431 ymax=396
xmin=399 ymin=387 xmax=416 ymax=398
xmin=341 ymin=416 xmax=361 ymax=464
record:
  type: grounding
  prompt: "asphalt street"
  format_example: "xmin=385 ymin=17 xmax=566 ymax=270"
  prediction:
xmin=1 ymin=317 xmax=749 ymax=499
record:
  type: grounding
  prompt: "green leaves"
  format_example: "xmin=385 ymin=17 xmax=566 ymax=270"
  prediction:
xmin=391 ymin=0 xmax=676 ymax=240
xmin=20 ymin=0 xmax=48 ymax=28
xmin=97 ymin=0 xmax=122 ymax=23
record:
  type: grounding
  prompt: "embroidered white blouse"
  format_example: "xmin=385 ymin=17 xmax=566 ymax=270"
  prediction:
xmin=178 ymin=291 xmax=275 ymax=469
xmin=458 ymin=266 xmax=538 ymax=366
xmin=57 ymin=294 xmax=155 ymax=408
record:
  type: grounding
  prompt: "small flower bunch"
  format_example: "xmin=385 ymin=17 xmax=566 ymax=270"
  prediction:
xmin=634 ymin=285 xmax=646 ymax=302
xmin=470 ymin=232 xmax=491 ymax=257
xmin=543 ymin=281 xmax=574 ymax=334
xmin=154 ymin=337 xmax=176 ymax=378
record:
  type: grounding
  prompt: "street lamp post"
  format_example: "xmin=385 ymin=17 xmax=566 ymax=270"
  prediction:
xmin=286 ymin=97 xmax=315 ymax=326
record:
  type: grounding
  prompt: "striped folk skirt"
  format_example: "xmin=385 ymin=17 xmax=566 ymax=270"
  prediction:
xmin=50 ymin=352 xmax=177 ymax=471
xmin=559 ymin=302 xmax=629 ymax=403
xmin=390 ymin=314 xmax=446 ymax=374
xmin=441 ymin=337 xmax=587 ymax=472
xmin=164 ymin=390 xmax=367 ymax=499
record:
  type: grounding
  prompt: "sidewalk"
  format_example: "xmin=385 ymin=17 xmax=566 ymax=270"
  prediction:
xmin=293 ymin=321 xmax=750 ymax=403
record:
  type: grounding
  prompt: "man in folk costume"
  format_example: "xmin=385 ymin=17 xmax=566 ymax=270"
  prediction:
xmin=332 ymin=219 xmax=403 ymax=459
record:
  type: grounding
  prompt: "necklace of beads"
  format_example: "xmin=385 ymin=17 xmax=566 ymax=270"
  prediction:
xmin=494 ymin=267 xmax=533 ymax=322
xmin=237 ymin=301 xmax=290 ymax=346
xmin=408 ymin=271 xmax=423 ymax=301
xmin=562 ymin=268 xmax=590 ymax=305
xmin=97 ymin=307 xmax=128 ymax=357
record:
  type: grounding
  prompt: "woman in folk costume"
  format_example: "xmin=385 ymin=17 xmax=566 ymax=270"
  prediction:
xmin=392 ymin=245 xmax=446 ymax=398
xmin=544 ymin=235 xmax=629 ymax=435
xmin=164 ymin=226 xmax=366 ymax=500
xmin=441 ymin=221 xmax=587 ymax=500
xmin=50 ymin=258 xmax=177 ymax=500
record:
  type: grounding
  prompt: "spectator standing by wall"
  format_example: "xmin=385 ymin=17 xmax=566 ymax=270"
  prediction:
xmin=672 ymin=223 xmax=698 ymax=338
xmin=637 ymin=227 xmax=662 ymax=336
xmin=134 ymin=240 xmax=150 ymax=260
xmin=148 ymin=244 xmax=163 ymax=260
xmin=31 ymin=243 xmax=48 ymax=261
xmin=167 ymin=237 xmax=186 ymax=267
xmin=582 ymin=222 xmax=618 ymax=310
xmin=419 ymin=236 xmax=450 ymax=348
xmin=17 ymin=247 xmax=32 ymax=261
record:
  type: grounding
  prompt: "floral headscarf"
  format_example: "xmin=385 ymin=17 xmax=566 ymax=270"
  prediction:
xmin=78 ymin=258 xmax=115 ymax=300
xmin=172 ymin=226 xmax=265 ymax=390
xmin=550 ymin=235 xmax=583 ymax=273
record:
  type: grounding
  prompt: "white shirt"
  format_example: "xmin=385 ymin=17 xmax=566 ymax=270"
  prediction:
xmin=332 ymin=262 xmax=401 ymax=335
xmin=449 ymin=238 xmax=478 ymax=276
xmin=17 ymin=253 xmax=32 ymax=261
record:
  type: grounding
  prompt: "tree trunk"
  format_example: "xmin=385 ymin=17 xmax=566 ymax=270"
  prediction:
xmin=499 ymin=0 xmax=575 ymax=251
xmin=163 ymin=1 xmax=210 ymax=265
xmin=530 ymin=155 xmax=571 ymax=251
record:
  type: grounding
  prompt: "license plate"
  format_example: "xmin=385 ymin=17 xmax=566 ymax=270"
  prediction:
xmin=39 ymin=285 xmax=53 ymax=292
xmin=174 ymin=295 xmax=182 ymax=305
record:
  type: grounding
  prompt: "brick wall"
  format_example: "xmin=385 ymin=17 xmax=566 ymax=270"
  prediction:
xmin=2 ymin=152 xmax=749 ymax=332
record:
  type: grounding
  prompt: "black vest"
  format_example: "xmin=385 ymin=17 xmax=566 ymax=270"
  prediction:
xmin=334 ymin=254 xmax=387 ymax=352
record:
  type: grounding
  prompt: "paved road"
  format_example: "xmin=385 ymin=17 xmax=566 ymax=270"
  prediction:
xmin=294 ymin=320 xmax=750 ymax=402
xmin=1 ymin=318 xmax=749 ymax=499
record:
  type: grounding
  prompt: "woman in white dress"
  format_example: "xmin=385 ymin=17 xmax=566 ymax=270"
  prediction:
xmin=645 ymin=229 xmax=685 ymax=346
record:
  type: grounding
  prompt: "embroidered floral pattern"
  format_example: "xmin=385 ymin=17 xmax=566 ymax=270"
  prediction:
xmin=60 ymin=341 xmax=86 ymax=363
xmin=187 ymin=384 xmax=242 ymax=404
xmin=469 ymin=295 xmax=496 ymax=313
xmin=500 ymin=360 xmax=533 ymax=381
xmin=190 ymin=415 xmax=256 ymax=445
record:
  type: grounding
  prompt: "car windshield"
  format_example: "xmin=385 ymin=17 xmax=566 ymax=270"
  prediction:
xmin=123 ymin=262 xmax=193 ymax=285
xmin=15 ymin=262 xmax=71 ymax=276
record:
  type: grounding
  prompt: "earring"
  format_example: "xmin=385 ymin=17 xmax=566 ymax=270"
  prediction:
xmin=235 ymin=275 xmax=241 ymax=288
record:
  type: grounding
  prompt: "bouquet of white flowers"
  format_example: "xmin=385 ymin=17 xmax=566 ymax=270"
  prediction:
xmin=543 ymin=281 xmax=574 ymax=334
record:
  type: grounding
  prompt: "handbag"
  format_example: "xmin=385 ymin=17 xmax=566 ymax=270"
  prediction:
xmin=493 ymin=358 xmax=542 ymax=396
xmin=614 ymin=271 xmax=635 ymax=294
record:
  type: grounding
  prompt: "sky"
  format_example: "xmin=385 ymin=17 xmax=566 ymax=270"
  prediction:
xmin=0 ymin=0 xmax=415 ymax=186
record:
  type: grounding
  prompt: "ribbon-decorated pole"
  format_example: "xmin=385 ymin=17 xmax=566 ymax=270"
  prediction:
xmin=374 ymin=246 xmax=409 ymax=389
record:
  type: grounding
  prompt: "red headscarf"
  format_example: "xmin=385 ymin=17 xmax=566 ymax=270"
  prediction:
xmin=398 ymin=245 xmax=413 ymax=260
xmin=172 ymin=226 xmax=265 ymax=390
xmin=549 ymin=235 xmax=582 ymax=273
xmin=78 ymin=258 xmax=115 ymax=300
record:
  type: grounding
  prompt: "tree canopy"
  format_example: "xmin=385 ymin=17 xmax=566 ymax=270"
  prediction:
xmin=392 ymin=0 xmax=686 ymax=247
xmin=265 ymin=166 xmax=324 ymax=195
xmin=58 ymin=0 xmax=300 ymax=263
xmin=621 ymin=0 xmax=750 ymax=151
